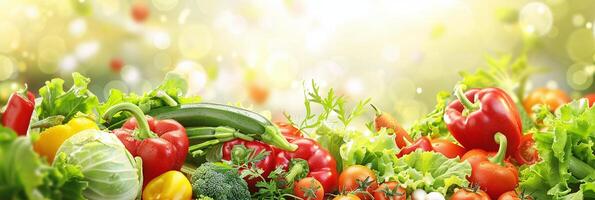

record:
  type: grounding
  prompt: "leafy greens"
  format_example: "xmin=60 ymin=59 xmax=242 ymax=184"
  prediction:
xmin=36 ymin=72 xmax=99 ymax=123
xmin=520 ymin=100 xmax=595 ymax=199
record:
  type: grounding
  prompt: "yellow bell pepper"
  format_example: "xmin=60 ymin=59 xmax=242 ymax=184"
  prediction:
xmin=33 ymin=117 xmax=98 ymax=163
xmin=143 ymin=171 xmax=192 ymax=200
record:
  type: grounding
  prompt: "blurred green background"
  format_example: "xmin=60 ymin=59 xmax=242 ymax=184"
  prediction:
xmin=0 ymin=0 xmax=593 ymax=125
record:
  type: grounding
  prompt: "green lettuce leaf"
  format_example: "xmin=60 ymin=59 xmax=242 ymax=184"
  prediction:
xmin=408 ymin=91 xmax=451 ymax=139
xmin=520 ymin=100 xmax=595 ymax=199
xmin=393 ymin=151 xmax=471 ymax=195
xmin=0 ymin=125 xmax=87 ymax=199
xmin=36 ymin=72 xmax=99 ymax=122
xmin=340 ymin=128 xmax=399 ymax=181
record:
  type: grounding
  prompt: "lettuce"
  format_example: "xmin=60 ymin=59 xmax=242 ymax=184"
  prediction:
xmin=340 ymin=128 xmax=399 ymax=181
xmin=36 ymin=72 xmax=99 ymax=122
xmin=0 ymin=125 xmax=87 ymax=200
xmin=408 ymin=91 xmax=451 ymax=139
xmin=393 ymin=151 xmax=471 ymax=195
xmin=520 ymin=100 xmax=595 ymax=199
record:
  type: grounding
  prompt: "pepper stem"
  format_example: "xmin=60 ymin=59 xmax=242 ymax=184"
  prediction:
xmin=489 ymin=132 xmax=508 ymax=166
xmin=454 ymin=84 xmax=479 ymax=114
xmin=156 ymin=90 xmax=179 ymax=107
xmin=102 ymin=103 xmax=157 ymax=139
xmin=370 ymin=104 xmax=382 ymax=116
xmin=261 ymin=125 xmax=298 ymax=151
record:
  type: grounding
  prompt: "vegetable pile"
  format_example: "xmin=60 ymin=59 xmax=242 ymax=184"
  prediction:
xmin=0 ymin=55 xmax=594 ymax=200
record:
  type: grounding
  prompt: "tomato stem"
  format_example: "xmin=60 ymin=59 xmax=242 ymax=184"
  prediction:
xmin=102 ymin=102 xmax=157 ymax=139
xmin=489 ymin=132 xmax=508 ymax=166
xmin=370 ymin=104 xmax=382 ymax=116
xmin=454 ymin=84 xmax=479 ymax=115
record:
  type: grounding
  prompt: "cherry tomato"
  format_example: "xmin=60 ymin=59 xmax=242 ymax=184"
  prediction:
xmin=513 ymin=134 xmax=538 ymax=165
xmin=110 ymin=58 xmax=124 ymax=73
xmin=461 ymin=149 xmax=490 ymax=167
xmin=373 ymin=181 xmax=406 ymax=200
xmin=333 ymin=194 xmax=361 ymax=200
xmin=498 ymin=191 xmax=533 ymax=200
xmin=131 ymin=2 xmax=150 ymax=23
xmin=247 ymin=82 xmax=270 ymax=105
xmin=523 ymin=88 xmax=570 ymax=113
xmin=431 ymin=139 xmax=466 ymax=158
xmin=275 ymin=122 xmax=302 ymax=138
xmin=450 ymin=188 xmax=490 ymax=200
xmin=294 ymin=177 xmax=324 ymax=200
xmin=338 ymin=165 xmax=378 ymax=200
xmin=584 ymin=93 xmax=595 ymax=107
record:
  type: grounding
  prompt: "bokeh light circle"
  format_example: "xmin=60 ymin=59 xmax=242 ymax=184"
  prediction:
xmin=38 ymin=36 xmax=67 ymax=74
xmin=519 ymin=2 xmax=553 ymax=36
xmin=153 ymin=52 xmax=172 ymax=69
xmin=173 ymin=60 xmax=208 ymax=96
xmin=121 ymin=65 xmax=141 ymax=85
xmin=96 ymin=0 xmax=121 ymax=16
xmin=567 ymin=63 xmax=594 ymax=90
xmin=0 ymin=22 xmax=20 ymax=53
xmin=104 ymin=80 xmax=129 ymax=98
xmin=566 ymin=29 xmax=595 ymax=62
xmin=178 ymin=24 xmax=212 ymax=59
xmin=0 ymin=55 xmax=15 ymax=81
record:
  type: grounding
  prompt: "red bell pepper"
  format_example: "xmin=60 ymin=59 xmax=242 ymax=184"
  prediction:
xmin=444 ymin=85 xmax=522 ymax=157
xmin=463 ymin=133 xmax=519 ymax=199
xmin=102 ymin=103 xmax=189 ymax=186
xmin=274 ymin=137 xmax=339 ymax=193
xmin=371 ymin=104 xmax=413 ymax=148
xmin=2 ymin=87 xmax=35 ymax=136
xmin=221 ymin=139 xmax=276 ymax=192
xmin=396 ymin=137 xmax=433 ymax=158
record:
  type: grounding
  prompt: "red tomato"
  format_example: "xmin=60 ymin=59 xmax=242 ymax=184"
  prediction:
xmin=333 ymin=194 xmax=361 ymax=200
xmin=110 ymin=58 xmax=124 ymax=73
xmin=461 ymin=149 xmax=490 ymax=167
xmin=431 ymin=139 xmax=467 ymax=158
xmin=338 ymin=165 xmax=378 ymax=200
xmin=513 ymin=134 xmax=539 ymax=165
xmin=450 ymin=188 xmax=490 ymax=200
xmin=523 ymin=88 xmax=570 ymax=113
xmin=498 ymin=191 xmax=533 ymax=200
xmin=584 ymin=93 xmax=595 ymax=107
xmin=275 ymin=122 xmax=302 ymax=138
xmin=131 ymin=2 xmax=150 ymax=23
xmin=294 ymin=177 xmax=324 ymax=200
xmin=373 ymin=181 xmax=406 ymax=200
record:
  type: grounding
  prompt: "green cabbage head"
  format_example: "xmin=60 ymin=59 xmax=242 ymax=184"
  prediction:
xmin=56 ymin=130 xmax=142 ymax=200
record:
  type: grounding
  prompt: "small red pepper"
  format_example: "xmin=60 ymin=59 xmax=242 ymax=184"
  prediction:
xmin=274 ymin=137 xmax=339 ymax=193
xmin=102 ymin=103 xmax=189 ymax=186
xmin=371 ymin=104 xmax=413 ymax=148
xmin=222 ymin=139 xmax=276 ymax=192
xmin=444 ymin=85 xmax=522 ymax=158
xmin=2 ymin=87 xmax=35 ymax=136
xmin=463 ymin=133 xmax=519 ymax=199
xmin=396 ymin=137 xmax=433 ymax=158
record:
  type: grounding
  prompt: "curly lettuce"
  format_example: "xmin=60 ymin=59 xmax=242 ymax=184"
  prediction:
xmin=340 ymin=128 xmax=399 ymax=181
xmin=393 ymin=151 xmax=471 ymax=195
xmin=520 ymin=100 xmax=595 ymax=199
xmin=36 ymin=72 xmax=99 ymax=122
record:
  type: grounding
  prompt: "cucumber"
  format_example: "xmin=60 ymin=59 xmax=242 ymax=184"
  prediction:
xmin=148 ymin=103 xmax=270 ymax=135
xmin=148 ymin=103 xmax=298 ymax=151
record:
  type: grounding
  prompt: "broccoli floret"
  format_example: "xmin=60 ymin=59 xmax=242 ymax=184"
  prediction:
xmin=196 ymin=195 xmax=214 ymax=200
xmin=191 ymin=162 xmax=251 ymax=200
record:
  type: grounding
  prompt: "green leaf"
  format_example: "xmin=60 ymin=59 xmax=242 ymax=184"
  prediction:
xmin=393 ymin=151 xmax=471 ymax=195
xmin=409 ymin=91 xmax=452 ymax=139
xmin=0 ymin=126 xmax=87 ymax=200
xmin=37 ymin=72 xmax=99 ymax=122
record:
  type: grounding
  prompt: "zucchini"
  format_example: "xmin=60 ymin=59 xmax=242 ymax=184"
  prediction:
xmin=148 ymin=103 xmax=297 ymax=151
